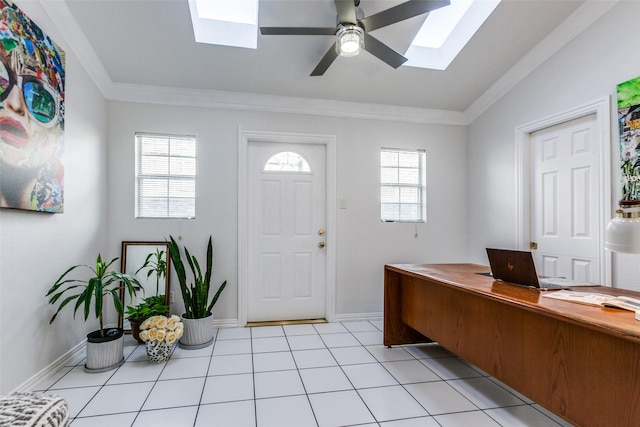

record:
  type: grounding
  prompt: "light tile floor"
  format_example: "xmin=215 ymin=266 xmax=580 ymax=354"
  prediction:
xmin=33 ymin=320 xmax=573 ymax=426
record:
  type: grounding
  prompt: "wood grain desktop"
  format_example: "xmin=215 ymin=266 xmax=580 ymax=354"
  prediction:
xmin=384 ymin=263 xmax=640 ymax=427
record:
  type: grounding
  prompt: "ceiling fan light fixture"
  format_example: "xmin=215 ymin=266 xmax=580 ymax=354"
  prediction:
xmin=336 ymin=24 xmax=364 ymax=57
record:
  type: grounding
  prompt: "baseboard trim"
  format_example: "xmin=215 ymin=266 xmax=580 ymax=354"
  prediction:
xmin=334 ymin=312 xmax=383 ymax=323
xmin=213 ymin=318 xmax=241 ymax=328
xmin=13 ymin=339 xmax=86 ymax=394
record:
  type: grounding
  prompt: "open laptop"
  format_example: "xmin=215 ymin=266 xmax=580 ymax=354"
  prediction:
xmin=486 ymin=248 xmax=594 ymax=290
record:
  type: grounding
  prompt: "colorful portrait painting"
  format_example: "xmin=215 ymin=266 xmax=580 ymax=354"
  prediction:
xmin=617 ymin=76 xmax=640 ymax=200
xmin=0 ymin=0 xmax=64 ymax=212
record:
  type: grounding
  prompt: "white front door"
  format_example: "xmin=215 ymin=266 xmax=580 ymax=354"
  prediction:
xmin=247 ymin=142 xmax=326 ymax=322
xmin=530 ymin=114 xmax=599 ymax=282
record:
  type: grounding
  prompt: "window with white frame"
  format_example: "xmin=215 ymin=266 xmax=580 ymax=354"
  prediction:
xmin=135 ymin=133 xmax=196 ymax=219
xmin=380 ymin=148 xmax=426 ymax=222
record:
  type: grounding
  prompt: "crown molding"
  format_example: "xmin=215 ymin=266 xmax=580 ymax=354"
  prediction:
xmin=38 ymin=0 xmax=114 ymax=97
xmin=38 ymin=0 xmax=466 ymax=126
xmin=109 ymin=83 xmax=468 ymax=125
xmin=464 ymin=0 xmax=619 ymax=124
xmin=40 ymin=0 xmax=617 ymax=127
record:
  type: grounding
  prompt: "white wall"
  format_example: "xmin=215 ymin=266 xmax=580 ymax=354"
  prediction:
xmin=0 ymin=7 xmax=468 ymax=392
xmin=0 ymin=1 xmax=109 ymax=394
xmin=467 ymin=1 xmax=640 ymax=291
xmin=4 ymin=0 xmax=633 ymax=396
xmin=107 ymin=102 xmax=469 ymax=322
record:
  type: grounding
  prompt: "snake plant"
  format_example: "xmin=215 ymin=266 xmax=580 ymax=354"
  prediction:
xmin=168 ymin=236 xmax=227 ymax=319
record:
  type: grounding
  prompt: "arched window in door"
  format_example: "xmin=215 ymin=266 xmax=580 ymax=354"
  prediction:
xmin=264 ymin=151 xmax=311 ymax=172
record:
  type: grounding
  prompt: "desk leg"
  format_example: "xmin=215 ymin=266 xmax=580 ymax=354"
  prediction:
xmin=384 ymin=268 xmax=432 ymax=346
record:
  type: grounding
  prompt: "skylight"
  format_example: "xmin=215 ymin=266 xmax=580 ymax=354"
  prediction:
xmin=406 ymin=0 xmax=501 ymax=70
xmin=414 ymin=0 xmax=474 ymax=48
xmin=187 ymin=0 xmax=500 ymax=71
xmin=188 ymin=0 xmax=258 ymax=49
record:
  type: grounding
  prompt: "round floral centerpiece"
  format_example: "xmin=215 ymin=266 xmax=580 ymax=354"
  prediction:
xmin=139 ymin=314 xmax=184 ymax=363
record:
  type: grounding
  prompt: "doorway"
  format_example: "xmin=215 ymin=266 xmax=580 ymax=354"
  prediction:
xmin=515 ymin=97 xmax=612 ymax=285
xmin=530 ymin=114 xmax=599 ymax=281
xmin=238 ymin=130 xmax=336 ymax=325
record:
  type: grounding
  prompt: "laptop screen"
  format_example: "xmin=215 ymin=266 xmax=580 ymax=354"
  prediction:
xmin=486 ymin=248 xmax=540 ymax=288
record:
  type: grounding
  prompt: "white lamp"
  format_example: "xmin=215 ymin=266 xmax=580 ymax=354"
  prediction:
xmin=605 ymin=199 xmax=640 ymax=253
xmin=336 ymin=24 xmax=364 ymax=57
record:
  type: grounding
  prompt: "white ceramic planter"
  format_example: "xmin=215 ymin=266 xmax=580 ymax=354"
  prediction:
xmin=179 ymin=314 xmax=214 ymax=350
xmin=84 ymin=328 xmax=125 ymax=373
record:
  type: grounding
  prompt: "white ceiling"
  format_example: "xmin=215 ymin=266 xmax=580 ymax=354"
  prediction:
xmin=51 ymin=0 xmax=612 ymax=122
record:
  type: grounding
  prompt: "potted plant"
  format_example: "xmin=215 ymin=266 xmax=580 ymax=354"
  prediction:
xmin=46 ymin=254 xmax=142 ymax=372
xmin=168 ymin=235 xmax=227 ymax=349
xmin=125 ymin=248 xmax=170 ymax=342
xmin=138 ymin=314 xmax=184 ymax=363
xmin=125 ymin=295 xmax=170 ymax=343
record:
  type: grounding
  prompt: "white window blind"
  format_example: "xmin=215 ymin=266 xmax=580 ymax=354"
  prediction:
xmin=135 ymin=133 xmax=196 ymax=219
xmin=380 ymin=148 xmax=426 ymax=223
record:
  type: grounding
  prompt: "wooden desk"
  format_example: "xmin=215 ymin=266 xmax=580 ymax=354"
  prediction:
xmin=384 ymin=263 xmax=640 ymax=427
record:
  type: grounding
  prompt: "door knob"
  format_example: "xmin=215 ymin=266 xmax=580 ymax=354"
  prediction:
xmin=318 ymin=242 xmax=325 ymax=248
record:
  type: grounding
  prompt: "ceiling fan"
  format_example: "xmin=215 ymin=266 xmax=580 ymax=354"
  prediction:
xmin=260 ymin=0 xmax=450 ymax=76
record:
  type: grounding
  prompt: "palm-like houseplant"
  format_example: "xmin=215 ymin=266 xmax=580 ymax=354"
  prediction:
xmin=168 ymin=236 xmax=226 ymax=349
xmin=46 ymin=254 xmax=141 ymax=371
xmin=136 ymin=248 xmax=167 ymax=297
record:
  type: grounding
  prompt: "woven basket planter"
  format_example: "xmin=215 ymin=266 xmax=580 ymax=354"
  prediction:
xmin=84 ymin=328 xmax=125 ymax=373
xmin=179 ymin=314 xmax=214 ymax=350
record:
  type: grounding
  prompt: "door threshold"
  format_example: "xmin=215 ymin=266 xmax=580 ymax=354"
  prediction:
xmin=246 ymin=318 xmax=327 ymax=327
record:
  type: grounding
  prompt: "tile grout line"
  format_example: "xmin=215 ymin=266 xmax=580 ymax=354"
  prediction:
xmin=328 ymin=321 xmax=386 ymax=425
xmin=37 ymin=322 xmax=568 ymax=426
xmin=284 ymin=324 xmax=322 ymax=427
xmin=250 ymin=326 xmax=258 ymax=427
xmin=131 ymin=339 xmax=178 ymax=426
xmin=191 ymin=327 xmax=219 ymax=427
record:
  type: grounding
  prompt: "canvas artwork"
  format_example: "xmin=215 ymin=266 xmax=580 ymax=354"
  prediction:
xmin=617 ymin=76 xmax=640 ymax=200
xmin=0 ymin=0 xmax=65 ymax=212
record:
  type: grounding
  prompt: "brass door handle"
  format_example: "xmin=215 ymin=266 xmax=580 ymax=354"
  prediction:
xmin=318 ymin=242 xmax=325 ymax=248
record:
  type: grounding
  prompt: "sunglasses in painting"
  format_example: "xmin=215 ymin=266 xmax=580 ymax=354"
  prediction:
xmin=0 ymin=54 xmax=59 ymax=126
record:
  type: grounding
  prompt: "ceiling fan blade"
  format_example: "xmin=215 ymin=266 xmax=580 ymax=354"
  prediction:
xmin=363 ymin=33 xmax=407 ymax=69
xmin=260 ymin=27 xmax=337 ymax=36
xmin=311 ymin=43 xmax=339 ymax=76
xmin=335 ymin=0 xmax=357 ymax=24
xmin=360 ymin=0 xmax=450 ymax=32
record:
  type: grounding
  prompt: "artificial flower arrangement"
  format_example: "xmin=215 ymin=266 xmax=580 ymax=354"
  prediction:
xmin=139 ymin=314 xmax=184 ymax=346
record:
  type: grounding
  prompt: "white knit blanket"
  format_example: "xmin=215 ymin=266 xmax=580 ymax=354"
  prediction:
xmin=0 ymin=392 xmax=68 ymax=427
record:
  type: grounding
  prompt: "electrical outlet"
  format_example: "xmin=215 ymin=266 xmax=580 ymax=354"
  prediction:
xmin=170 ymin=291 xmax=175 ymax=303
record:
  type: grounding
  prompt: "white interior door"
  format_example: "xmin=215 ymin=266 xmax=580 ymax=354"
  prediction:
xmin=531 ymin=114 xmax=599 ymax=282
xmin=247 ymin=142 xmax=326 ymax=322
